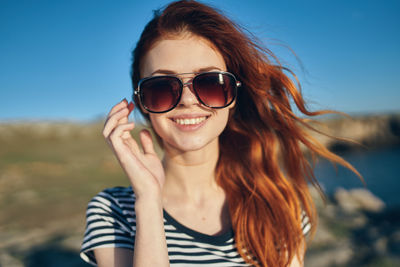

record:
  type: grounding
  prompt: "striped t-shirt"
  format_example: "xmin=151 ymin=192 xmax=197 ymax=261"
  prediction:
xmin=80 ymin=186 xmax=311 ymax=266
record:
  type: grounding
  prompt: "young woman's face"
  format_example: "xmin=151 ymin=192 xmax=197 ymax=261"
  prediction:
xmin=140 ymin=34 xmax=233 ymax=153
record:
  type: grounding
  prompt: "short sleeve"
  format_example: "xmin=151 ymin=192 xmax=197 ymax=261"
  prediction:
xmin=80 ymin=188 xmax=136 ymax=266
xmin=300 ymin=210 xmax=311 ymax=236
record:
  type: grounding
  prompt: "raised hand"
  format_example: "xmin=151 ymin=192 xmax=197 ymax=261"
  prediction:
xmin=102 ymin=99 xmax=165 ymax=201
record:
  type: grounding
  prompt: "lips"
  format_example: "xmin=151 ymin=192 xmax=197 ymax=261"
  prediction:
xmin=169 ymin=114 xmax=211 ymax=127
xmin=173 ymin=117 xmax=207 ymax=125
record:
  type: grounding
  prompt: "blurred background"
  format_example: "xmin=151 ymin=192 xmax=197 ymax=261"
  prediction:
xmin=0 ymin=0 xmax=399 ymax=266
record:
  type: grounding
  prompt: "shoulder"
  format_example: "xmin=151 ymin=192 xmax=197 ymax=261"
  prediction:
xmin=81 ymin=186 xmax=137 ymax=265
xmin=87 ymin=186 xmax=136 ymax=211
xmin=93 ymin=186 xmax=135 ymax=202
xmin=84 ymin=186 xmax=137 ymax=236
xmin=85 ymin=186 xmax=136 ymax=226
xmin=300 ymin=210 xmax=311 ymax=236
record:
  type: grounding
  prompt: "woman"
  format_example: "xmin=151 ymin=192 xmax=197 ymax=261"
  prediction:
xmin=81 ymin=1 xmax=358 ymax=266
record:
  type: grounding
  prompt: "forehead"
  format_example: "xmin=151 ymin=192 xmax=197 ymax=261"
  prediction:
xmin=140 ymin=35 xmax=226 ymax=77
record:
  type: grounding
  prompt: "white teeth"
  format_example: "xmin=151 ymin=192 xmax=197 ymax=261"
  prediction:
xmin=174 ymin=117 xmax=207 ymax=125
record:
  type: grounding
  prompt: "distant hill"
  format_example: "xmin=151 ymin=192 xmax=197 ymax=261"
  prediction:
xmin=1 ymin=113 xmax=399 ymax=151
xmin=307 ymin=113 xmax=400 ymax=152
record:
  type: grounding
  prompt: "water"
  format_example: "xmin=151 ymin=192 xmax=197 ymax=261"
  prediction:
xmin=313 ymin=145 xmax=400 ymax=207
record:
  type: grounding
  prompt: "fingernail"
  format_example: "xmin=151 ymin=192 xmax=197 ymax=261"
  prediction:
xmin=128 ymin=102 xmax=134 ymax=111
xmin=122 ymin=98 xmax=127 ymax=103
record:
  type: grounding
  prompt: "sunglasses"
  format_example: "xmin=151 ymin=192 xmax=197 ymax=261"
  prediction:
xmin=135 ymin=71 xmax=241 ymax=113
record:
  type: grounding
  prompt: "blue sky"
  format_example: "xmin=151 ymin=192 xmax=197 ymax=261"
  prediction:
xmin=1 ymin=0 xmax=399 ymax=121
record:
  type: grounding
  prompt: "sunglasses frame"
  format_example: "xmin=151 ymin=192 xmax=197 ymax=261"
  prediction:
xmin=135 ymin=71 xmax=241 ymax=113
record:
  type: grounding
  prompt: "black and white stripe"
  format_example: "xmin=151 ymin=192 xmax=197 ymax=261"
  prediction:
xmin=80 ymin=187 xmax=310 ymax=266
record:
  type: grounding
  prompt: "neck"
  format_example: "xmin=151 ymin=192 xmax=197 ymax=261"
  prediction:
xmin=162 ymin=138 xmax=222 ymax=203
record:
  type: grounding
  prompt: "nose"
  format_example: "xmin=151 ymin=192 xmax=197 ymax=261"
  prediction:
xmin=177 ymin=80 xmax=199 ymax=107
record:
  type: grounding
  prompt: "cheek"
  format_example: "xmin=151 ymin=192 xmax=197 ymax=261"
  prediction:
xmin=215 ymin=110 xmax=230 ymax=132
xmin=149 ymin=115 xmax=165 ymax=137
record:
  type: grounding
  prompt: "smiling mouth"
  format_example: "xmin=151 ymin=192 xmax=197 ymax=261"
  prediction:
xmin=171 ymin=116 xmax=210 ymax=125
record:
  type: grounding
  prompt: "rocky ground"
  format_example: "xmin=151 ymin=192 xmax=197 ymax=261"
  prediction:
xmin=305 ymin=188 xmax=400 ymax=267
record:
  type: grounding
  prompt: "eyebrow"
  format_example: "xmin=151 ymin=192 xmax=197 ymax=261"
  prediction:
xmin=150 ymin=66 xmax=223 ymax=76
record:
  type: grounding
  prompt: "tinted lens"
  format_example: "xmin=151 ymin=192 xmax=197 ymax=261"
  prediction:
xmin=140 ymin=77 xmax=181 ymax=112
xmin=193 ymin=73 xmax=235 ymax=107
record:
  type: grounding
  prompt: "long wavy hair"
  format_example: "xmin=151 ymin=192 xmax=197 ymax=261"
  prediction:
xmin=131 ymin=1 xmax=359 ymax=266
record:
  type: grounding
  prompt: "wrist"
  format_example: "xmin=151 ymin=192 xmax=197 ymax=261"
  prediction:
xmin=135 ymin=195 xmax=163 ymax=213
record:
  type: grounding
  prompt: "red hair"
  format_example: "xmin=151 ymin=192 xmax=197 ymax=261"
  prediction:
xmin=131 ymin=1 xmax=359 ymax=266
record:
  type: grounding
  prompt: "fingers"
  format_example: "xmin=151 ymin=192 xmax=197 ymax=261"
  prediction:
xmin=127 ymin=102 xmax=134 ymax=113
xmin=107 ymin=98 xmax=128 ymax=118
xmin=121 ymin=102 xmax=135 ymax=136
xmin=140 ymin=129 xmax=156 ymax=155
xmin=103 ymin=107 xmax=130 ymax=138
xmin=124 ymin=135 xmax=141 ymax=155
xmin=108 ymin=123 xmax=151 ymax=179
xmin=103 ymin=100 xmax=154 ymax=166
xmin=108 ymin=122 xmax=135 ymax=155
xmin=103 ymin=101 xmax=135 ymax=138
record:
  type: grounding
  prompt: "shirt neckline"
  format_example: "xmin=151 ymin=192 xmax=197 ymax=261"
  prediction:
xmin=163 ymin=208 xmax=234 ymax=245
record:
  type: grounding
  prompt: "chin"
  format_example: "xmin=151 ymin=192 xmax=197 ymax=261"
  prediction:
xmin=164 ymin=135 xmax=218 ymax=153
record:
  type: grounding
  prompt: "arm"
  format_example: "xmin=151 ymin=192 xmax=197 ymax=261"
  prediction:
xmin=95 ymin=99 xmax=169 ymax=267
xmin=94 ymin=248 xmax=133 ymax=267
xmin=93 ymin=200 xmax=167 ymax=267
xmin=133 ymin=197 xmax=168 ymax=266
